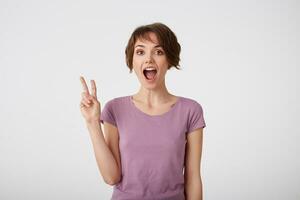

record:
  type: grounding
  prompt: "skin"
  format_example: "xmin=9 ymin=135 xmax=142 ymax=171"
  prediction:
xmin=79 ymin=77 xmax=121 ymax=185
xmin=184 ymin=128 xmax=204 ymax=200
xmin=131 ymin=32 xmax=178 ymax=112
xmin=79 ymin=31 xmax=204 ymax=199
xmin=79 ymin=77 xmax=100 ymax=123
xmin=132 ymin=32 xmax=204 ymax=200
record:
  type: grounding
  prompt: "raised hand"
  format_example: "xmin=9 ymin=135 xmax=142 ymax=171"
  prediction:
xmin=79 ymin=76 xmax=101 ymax=123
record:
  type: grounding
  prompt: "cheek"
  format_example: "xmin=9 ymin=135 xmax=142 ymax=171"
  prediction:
xmin=132 ymin=55 xmax=142 ymax=66
xmin=132 ymin=58 xmax=141 ymax=74
xmin=156 ymin=56 xmax=168 ymax=65
xmin=157 ymin=59 xmax=169 ymax=69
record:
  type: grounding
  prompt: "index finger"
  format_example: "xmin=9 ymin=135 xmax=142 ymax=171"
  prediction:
xmin=80 ymin=76 xmax=90 ymax=95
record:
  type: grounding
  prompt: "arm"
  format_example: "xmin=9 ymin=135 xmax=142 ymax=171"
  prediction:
xmin=86 ymin=120 xmax=121 ymax=185
xmin=79 ymin=76 xmax=121 ymax=185
xmin=184 ymin=128 xmax=204 ymax=200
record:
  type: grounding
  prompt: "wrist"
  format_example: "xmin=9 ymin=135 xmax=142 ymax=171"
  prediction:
xmin=85 ymin=118 xmax=100 ymax=126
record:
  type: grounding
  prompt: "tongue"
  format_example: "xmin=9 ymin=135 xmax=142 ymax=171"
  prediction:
xmin=145 ymin=70 xmax=157 ymax=80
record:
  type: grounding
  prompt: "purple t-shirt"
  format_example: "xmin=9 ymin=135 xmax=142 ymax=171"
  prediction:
xmin=99 ymin=95 xmax=206 ymax=200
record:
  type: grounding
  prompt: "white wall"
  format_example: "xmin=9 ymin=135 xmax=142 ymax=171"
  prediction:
xmin=0 ymin=0 xmax=299 ymax=199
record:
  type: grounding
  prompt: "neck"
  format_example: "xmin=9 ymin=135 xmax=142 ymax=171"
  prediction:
xmin=133 ymin=80 xmax=174 ymax=106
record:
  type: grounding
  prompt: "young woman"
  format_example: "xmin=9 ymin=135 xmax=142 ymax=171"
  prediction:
xmin=79 ymin=22 xmax=206 ymax=200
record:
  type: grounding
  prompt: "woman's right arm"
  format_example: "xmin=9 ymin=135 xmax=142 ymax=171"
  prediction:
xmin=79 ymin=76 xmax=120 ymax=185
xmin=86 ymin=120 xmax=121 ymax=185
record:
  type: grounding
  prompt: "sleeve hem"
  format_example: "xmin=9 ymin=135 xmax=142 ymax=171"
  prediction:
xmin=187 ymin=124 xmax=206 ymax=134
xmin=100 ymin=119 xmax=117 ymax=127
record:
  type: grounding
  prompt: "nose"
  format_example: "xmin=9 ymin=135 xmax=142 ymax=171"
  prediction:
xmin=145 ymin=53 xmax=154 ymax=64
xmin=144 ymin=52 xmax=153 ymax=63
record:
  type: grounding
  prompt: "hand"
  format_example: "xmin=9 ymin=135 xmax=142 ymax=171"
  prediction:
xmin=79 ymin=76 xmax=101 ymax=123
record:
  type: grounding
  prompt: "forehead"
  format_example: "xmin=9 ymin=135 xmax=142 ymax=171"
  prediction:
xmin=134 ymin=32 xmax=161 ymax=47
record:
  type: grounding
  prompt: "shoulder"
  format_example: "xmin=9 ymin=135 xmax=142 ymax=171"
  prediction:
xmin=102 ymin=96 xmax=129 ymax=111
xmin=113 ymin=95 xmax=129 ymax=102
xmin=108 ymin=95 xmax=129 ymax=106
xmin=180 ymin=96 xmax=206 ymax=132
xmin=100 ymin=96 xmax=129 ymax=125
xmin=103 ymin=95 xmax=128 ymax=104
xmin=179 ymin=96 xmax=204 ymax=111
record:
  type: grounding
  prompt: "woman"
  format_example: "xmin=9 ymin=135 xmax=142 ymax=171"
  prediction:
xmin=79 ymin=22 xmax=206 ymax=200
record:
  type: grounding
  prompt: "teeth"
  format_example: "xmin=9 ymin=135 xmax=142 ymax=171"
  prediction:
xmin=144 ymin=67 xmax=156 ymax=71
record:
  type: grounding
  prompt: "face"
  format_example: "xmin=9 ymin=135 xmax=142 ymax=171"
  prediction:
xmin=132 ymin=32 xmax=169 ymax=89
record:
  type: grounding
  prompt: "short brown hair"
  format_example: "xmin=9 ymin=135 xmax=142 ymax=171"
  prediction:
xmin=125 ymin=22 xmax=181 ymax=73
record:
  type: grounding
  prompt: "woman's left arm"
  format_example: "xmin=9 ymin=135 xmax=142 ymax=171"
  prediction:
xmin=184 ymin=128 xmax=204 ymax=200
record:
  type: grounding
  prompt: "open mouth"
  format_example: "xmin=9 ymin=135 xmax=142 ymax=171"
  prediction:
xmin=143 ymin=68 xmax=157 ymax=80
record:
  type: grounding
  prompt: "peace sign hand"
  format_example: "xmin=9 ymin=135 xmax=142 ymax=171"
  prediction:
xmin=79 ymin=76 xmax=101 ymax=123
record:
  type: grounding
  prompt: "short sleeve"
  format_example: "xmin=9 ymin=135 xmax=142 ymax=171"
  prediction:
xmin=187 ymin=102 xmax=206 ymax=134
xmin=99 ymin=99 xmax=117 ymax=127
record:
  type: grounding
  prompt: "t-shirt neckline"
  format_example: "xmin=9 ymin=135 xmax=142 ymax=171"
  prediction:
xmin=128 ymin=95 xmax=181 ymax=118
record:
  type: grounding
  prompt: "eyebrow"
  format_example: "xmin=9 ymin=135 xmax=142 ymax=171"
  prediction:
xmin=134 ymin=44 xmax=163 ymax=49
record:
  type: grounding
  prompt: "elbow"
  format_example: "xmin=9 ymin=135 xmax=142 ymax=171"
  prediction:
xmin=102 ymin=164 xmax=122 ymax=186
xmin=104 ymin=175 xmax=121 ymax=186
xmin=104 ymin=179 xmax=116 ymax=186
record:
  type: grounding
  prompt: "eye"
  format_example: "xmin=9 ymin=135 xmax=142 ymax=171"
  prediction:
xmin=136 ymin=50 xmax=144 ymax=55
xmin=156 ymin=49 xmax=164 ymax=55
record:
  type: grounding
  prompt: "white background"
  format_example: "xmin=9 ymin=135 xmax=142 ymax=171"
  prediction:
xmin=0 ymin=0 xmax=299 ymax=199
